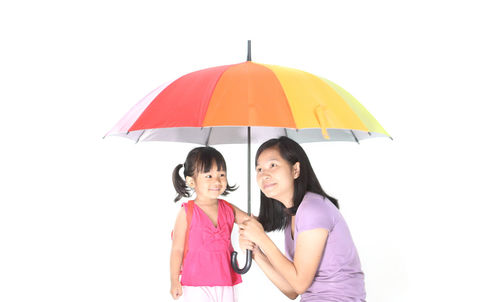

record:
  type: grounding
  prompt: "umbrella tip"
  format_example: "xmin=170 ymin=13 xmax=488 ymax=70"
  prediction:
xmin=247 ymin=40 xmax=251 ymax=61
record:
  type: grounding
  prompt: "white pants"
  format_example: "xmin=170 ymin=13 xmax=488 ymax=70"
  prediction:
xmin=181 ymin=285 xmax=238 ymax=302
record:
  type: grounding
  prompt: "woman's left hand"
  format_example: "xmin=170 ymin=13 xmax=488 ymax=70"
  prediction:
xmin=239 ymin=215 xmax=266 ymax=246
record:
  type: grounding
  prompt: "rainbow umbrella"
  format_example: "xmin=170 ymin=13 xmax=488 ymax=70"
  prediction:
xmin=104 ymin=41 xmax=391 ymax=273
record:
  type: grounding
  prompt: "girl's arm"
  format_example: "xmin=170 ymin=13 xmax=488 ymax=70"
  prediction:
xmin=170 ymin=208 xmax=187 ymax=299
xmin=228 ymin=203 xmax=250 ymax=225
xmin=240 ymin=217 xmax=328 ymax=295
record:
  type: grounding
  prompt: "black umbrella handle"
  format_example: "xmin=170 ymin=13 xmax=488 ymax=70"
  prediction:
xmin=231 ymin=250 xmax=252 ymax=274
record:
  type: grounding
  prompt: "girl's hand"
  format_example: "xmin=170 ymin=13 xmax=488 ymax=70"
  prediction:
xmin=239 ymin=215 xmax=266 ymax=246
xmin=170 ymin=280 xmax=183 ymax=300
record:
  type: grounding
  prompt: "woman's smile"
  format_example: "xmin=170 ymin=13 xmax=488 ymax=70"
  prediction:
xmin=262 ymin=182 xmax=277 ymax=191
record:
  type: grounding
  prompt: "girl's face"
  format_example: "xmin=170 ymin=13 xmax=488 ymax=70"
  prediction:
xmin=255 ymin=147 xmax=300 ymax=207
xmin=188 ymin=162 xmax=227 ymax=202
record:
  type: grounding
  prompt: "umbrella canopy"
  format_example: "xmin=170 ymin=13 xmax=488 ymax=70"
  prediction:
xmin=105 ymin=61 xmax=390 ymax=145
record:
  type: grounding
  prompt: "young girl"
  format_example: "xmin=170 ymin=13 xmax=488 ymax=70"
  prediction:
xmin=170 ymin=146 xmax=249 ymax=302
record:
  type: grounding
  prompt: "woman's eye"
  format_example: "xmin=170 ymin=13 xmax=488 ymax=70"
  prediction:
xmin=256 ymin=167 xmax=262 ymax=172
xmin=270 ymin=163 xmax=276 ymax=168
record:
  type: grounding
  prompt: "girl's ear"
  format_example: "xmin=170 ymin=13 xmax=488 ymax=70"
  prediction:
xmin=293 ymin=162 xmax=300 ymax=179
xmin=186 ymin=176 xmax=195 ymax=188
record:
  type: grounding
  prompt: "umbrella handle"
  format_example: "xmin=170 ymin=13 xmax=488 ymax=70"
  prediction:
xmin=231 ymin=250 xmax=252 ymax=274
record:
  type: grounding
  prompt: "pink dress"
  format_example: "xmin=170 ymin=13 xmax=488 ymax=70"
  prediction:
xmin=180 ymin=199 xmax=242 ymax=287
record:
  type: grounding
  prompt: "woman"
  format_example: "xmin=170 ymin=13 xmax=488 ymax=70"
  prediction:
xmin=239 ymin=136 xmax=366 ymax=301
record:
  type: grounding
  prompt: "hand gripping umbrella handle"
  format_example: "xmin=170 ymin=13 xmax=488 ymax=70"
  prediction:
xmin=231 ymin=250 xmax=252 ymax=274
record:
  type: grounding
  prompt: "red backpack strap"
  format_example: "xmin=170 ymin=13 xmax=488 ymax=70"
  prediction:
xmin=183 ymin=200 xmax=194 ymax=261
xmin=219 ymin=199 xmax=233 ymax=210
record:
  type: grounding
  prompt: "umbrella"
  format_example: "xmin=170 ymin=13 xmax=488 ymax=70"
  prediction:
xmin=104 ymin=41 xmax=391 ymax=274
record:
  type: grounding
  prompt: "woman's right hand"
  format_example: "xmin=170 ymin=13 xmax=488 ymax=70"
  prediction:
xmin=170 ymin=280 xmax=182 ymax=300
xmin=238 ymin=229 xmax=257 ymax=252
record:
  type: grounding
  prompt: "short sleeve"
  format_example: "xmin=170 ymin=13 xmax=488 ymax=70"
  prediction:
xmin=296 ymin=194 xmax=335 ymax=234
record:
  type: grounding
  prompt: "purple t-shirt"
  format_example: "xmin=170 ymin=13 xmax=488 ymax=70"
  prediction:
xmin=285 ymin=192 xmax=366 ymax=302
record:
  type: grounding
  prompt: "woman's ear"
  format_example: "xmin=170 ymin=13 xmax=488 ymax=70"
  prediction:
xmin=293 ymin=162 xmax=300 ymax=179
xmin=185 ymin=176 xmax=195 ymax=188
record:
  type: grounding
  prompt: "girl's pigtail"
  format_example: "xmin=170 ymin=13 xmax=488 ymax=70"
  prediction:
xmin=172 ymin=164 xmax=190 ymax=202
xmin=221 ymin=183 xmax=238 ymax=196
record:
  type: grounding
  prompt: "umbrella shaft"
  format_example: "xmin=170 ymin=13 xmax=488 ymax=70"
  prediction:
xmin=247 ymin=40 xmax=252 ymax=62
xmin=247 ymin=127 xmax=251 ymax=215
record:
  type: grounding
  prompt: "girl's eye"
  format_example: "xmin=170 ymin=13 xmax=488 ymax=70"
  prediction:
xmin=270 ymin=163 xmax=276 ymax=168
xmin=256 ymin=167 xmax=262 ymax=173
xmin=205 ymin=174 xmax=212 ymax=178
xmin=220 ymin=173 xmax=225 ymax=177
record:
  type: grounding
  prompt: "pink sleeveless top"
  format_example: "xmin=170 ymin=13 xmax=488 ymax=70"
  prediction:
xmin=180 ymin=199 xmax=242 ymax=286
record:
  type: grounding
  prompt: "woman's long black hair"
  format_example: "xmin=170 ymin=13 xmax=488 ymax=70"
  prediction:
xmin=172 ymin=146 xmax=237 ymax=202
xmin=256 ymin=136 xmax=338 ymax=232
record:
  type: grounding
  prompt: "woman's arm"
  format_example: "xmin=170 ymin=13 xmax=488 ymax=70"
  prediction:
xmin=262 ymin=228 xmax=328 ymax=294
xmin=239 ymin=234 xmax=298 ymax=299
xmin=170 ymin=208 xmax=187 ymax=299
xmin=253 ymin=246 xmax=299 ymax=299
xmin=240 ymin=217 xmax=329 ymax=295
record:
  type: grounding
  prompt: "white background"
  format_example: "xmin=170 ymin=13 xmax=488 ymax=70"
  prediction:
xmin=1 ymin=1 xmax=499 ymax=301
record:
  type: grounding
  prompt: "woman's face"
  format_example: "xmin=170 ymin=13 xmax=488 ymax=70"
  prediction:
xmin=255 ymin=147 xmax=300 ymax=207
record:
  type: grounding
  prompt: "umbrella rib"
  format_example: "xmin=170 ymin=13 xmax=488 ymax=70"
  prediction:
xmin=135 ymin=130 xmax=146 ymax=144
xmin=205 ymin=127 xmax=213 ymax=146
xmin=350 ymin=130 xmax=360 ymax=144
